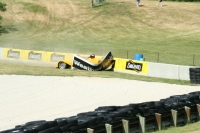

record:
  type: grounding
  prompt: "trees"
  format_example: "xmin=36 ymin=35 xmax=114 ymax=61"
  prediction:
xmin=0 ymin=2 xmax=6 ymax=22
xmin=0 ymin=2 xmax=6 ymax=33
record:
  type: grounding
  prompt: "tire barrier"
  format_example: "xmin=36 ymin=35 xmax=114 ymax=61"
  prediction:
xmin=189 ymin=68 xmax=200 ymax=84
xmin=1 ymin=91 xmax=200 ymax=133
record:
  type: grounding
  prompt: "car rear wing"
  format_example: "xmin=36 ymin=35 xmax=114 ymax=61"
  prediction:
xmin=72 ymin=51 xmax=114 ymax=71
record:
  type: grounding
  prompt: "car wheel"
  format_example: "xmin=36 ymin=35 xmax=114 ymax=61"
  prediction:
xmin=59 ymin=62 xmax=67 ymax=69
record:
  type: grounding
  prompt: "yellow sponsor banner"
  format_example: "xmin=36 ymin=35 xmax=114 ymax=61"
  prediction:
xmin=22 ymin=50 xmax=46 ymax=61
xmin=114 ymin=58 xmax=148 ymax=74
xmin=3 ymin=48 xmax=27 ymax=60
xmin=45 ymin=52 xmax=74 ymax=62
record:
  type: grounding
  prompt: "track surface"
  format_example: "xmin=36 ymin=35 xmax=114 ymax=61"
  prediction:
xmin=0 ymin=75 xmax=199 ymax=131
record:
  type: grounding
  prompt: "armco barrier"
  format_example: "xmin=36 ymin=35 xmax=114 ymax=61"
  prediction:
xmin=148 ymin=62 xmax=179 ymax=80
xmin=148 ymin=62 xmax=199 ymax=80
xmin=179 ymin=66 xmax=193 ymax=80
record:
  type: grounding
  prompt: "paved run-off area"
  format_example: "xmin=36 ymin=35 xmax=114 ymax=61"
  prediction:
xmin=0 ymin=75 xmax=200 ymax=131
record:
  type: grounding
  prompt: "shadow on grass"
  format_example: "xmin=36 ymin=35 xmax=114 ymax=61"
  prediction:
xmin=0 ymin=25 xmax=18 ymax=35
xmin=93 ymin=2 xmax=109 ymax=8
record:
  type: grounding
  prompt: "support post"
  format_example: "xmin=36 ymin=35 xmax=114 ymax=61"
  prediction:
xmin=87 ymin=128 xmax=94 ymax=133
xmin=105 ymin=124 xmax=112 ymax=133
xmin=91 ymin=0 xmax=94 ymax=7
xmin=155 ymin=113 xmax=161 ymax=131
xmin=196 ymin=104 xmax=200 ymax=120
xmin=139 ymin=116 xmax=145 ymax=133
xmin=171 ymin=109 xmax=177 ymax=127
xmin=122 ymin=119 xmax=129 ymax=133
xmin=193 ymin=54 xmax=195 ymax=66
xmin=157 ymin=52 xmax=159 ymax=62
xmin=185 ymin=106 xmax=191 ymax=123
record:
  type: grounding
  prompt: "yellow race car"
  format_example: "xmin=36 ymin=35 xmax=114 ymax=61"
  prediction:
xmin=56 ymin=51 xmax=115 ymax=71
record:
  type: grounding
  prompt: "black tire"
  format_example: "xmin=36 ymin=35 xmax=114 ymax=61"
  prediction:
xmin=194 ymin=68 xmax=200 ymax=73
xmin=189 ymin=68 xmax=200 ymax=72
xmin=195 ymin=73 xmax=200 ymax=76
xmin=50 ymin=126 xmax=62 ymax=132
xmin=67 ymin=118 xmax=78 ymax=126
xmin=38 ymin=129 xmax=52 ymax=133
xmin=96 ymin=116 xmax=104 ymax=124
xmin=155 ymin=101 xmax=165 ymax=109
xmin=55 ymin=119 xmax=68 ymax=127
xmin=145 ymin=101 xmax=156 ymax=109
xmin=60 ymin=125 xmax=71 ymax=132
xmin=77 ymin=112 xmax=97 ymax=117
xmin=190 ymin=75 xmax=196 ymax=79
xmin=25 ymin=120 xmax=46 ymax=127
xmin=190 ymin=79 xmax=196 ymax=84
xmin=111 ymin=110 xmax=128 ymax=117
xmin=47 ymin=121 xmax=57 ymax=128
xmin=189 ymin=72 xmax=195 ymax=76
xmin=78 ymin=121 xmax=89 ymax=129
xmin=128 ymin=103 xmax=139 ymax=108
xmin=70 ymin=126 xmax=79 ymax=132
xmin=35 ymin=122 xmax=49 ymax=132
xmin=59 ymin=62 xmax=67 ymax=69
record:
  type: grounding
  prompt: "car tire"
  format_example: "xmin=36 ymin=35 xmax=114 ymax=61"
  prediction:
xmin=59 ymin=62 xmax=67 ymax=69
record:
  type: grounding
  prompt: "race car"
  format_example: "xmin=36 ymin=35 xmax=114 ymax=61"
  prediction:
xmin=56 ymin=51 xmax=115 ymax=71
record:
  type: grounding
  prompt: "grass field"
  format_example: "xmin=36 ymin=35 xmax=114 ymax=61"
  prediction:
xmin=0 ymin=0 xmax=200 ymax=65
xmin=1 ymin=0 xmax=200 ymax=132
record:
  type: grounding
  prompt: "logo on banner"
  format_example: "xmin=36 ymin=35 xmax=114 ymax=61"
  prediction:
xmin=126 ymin=60 xmax=143 ymax=72
xmin=28 ymin=51 xmax=42 ymax=60
xmin=73 ymin=59 xmax=94 ymax=71
xmin=51 ymin=53 xmax=65 ymax=62
xmin=7 ymin=49 xmax=20 ymax=59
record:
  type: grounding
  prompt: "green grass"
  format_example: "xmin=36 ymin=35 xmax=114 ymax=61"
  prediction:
xmin=21 ymin=2 xmax=48 ymax=14
xmin=0 ymin=60 xmax=192 ymax=85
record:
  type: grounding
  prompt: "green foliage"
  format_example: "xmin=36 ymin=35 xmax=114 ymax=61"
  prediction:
xmin=0 ymin=2 xmax=6 ymax=12
xmin=0 ymin=2 xmax=6 ymax=31
xmin=21 ymin=2 xmax=48 ymax=14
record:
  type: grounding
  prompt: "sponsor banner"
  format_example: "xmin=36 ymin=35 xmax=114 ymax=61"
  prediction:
xmin=45 ymin=52 xmax=74 ymax=62
xmin=3 ymin=48 xmax=27 ymax=60
xmin=114 ymin=58 xmax=148 ymax=74
xmin=22 ymin=50 xmax=44 ymax=61
xmin=0 ymin=47 xmax=3 ymax=59
xmin=72 ymin=51 xmax=115 ymax=71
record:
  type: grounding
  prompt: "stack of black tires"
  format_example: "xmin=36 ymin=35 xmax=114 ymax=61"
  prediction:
xmin=189 ymin=68 xmax=200 ymax=84
xmin=1 ymin=91 xmax=200 ymax=133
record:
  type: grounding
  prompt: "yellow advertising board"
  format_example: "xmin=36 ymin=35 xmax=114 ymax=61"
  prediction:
xmin=23 ymin=50 xmax=46 ymax=61
xmin=3 ymin=48 xmax=27 ymax=60
xmin=45 ymin=52 xmax=74 ymax=62
xmin=114 ymin=58 xmax=148 ymax=74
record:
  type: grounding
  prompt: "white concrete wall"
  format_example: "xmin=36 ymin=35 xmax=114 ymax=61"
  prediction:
xmin=148 ymin=62 xmax=179 ymax=80
xmin=148 ymin=62 xmax=199 ymax=80
xmin=0 ymin=47 xmax=3 ymax=59
xmin=179 ymin=66 xmax=190 ymax=80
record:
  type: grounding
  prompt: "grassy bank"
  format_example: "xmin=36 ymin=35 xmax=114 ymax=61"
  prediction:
xmin=0 ymin=0 xmax=200 ymax=65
